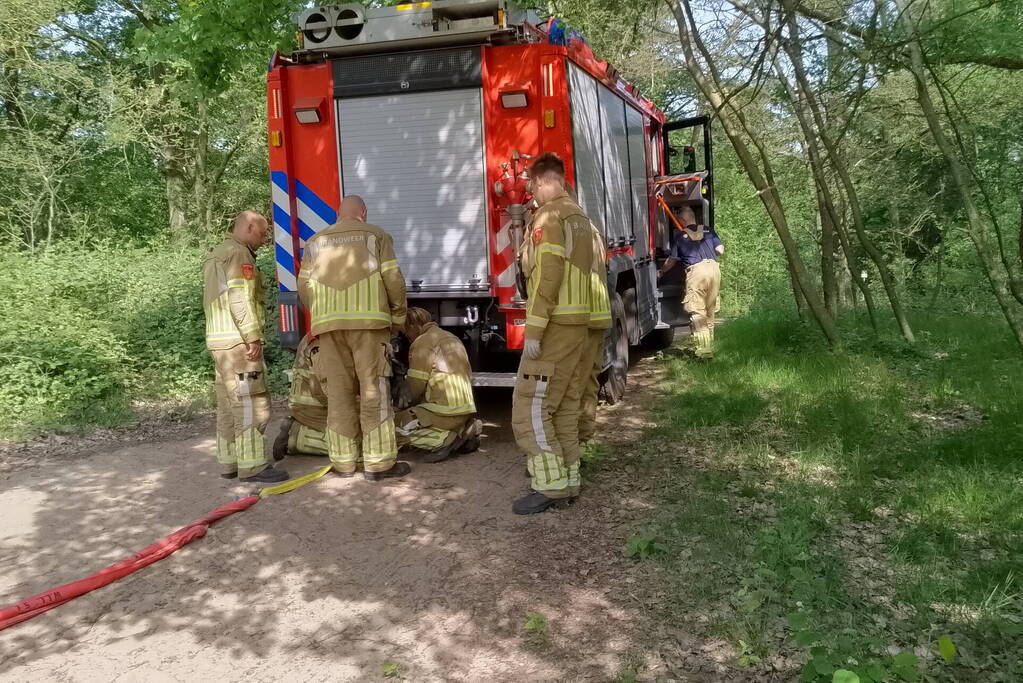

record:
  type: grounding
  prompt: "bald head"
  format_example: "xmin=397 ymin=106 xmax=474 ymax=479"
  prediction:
xmin=232 ymin=210 xmax=268 ymax=250
xmin=339 ymin=195 xmax=367 ymax=221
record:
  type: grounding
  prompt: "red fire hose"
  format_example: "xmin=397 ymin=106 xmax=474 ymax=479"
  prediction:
xmin=0 ymin=496 xmax=260 ymax=631
xmin=0 ymin=463 xmax=332 ymax=632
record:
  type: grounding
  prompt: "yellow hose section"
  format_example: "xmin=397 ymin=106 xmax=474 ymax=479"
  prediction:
xmin=258 ymin=465 xmax=333 ymax=498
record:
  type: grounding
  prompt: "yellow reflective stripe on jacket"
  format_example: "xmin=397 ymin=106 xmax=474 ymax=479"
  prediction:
xmin=227 ymin=278 xmax=247 ymax=289
xmin=537 ymin=244 xmax=566 ymax=258
xmin=421 ymin=371 xmax=476 ymax=415
xmin=205 ymin=293 xmax=247 ymax=345
xmin=308 ymin=274 xmax=391 ymax=328
xmin=550 ymin=262 xmax=590 ymax=320
xmin=407 ymin=368 xmax=430 ymax=381
xmin=381 ymin=259 xmax=399 ymax=273
xmin=526 ymin=315 xmax=549 ymax=329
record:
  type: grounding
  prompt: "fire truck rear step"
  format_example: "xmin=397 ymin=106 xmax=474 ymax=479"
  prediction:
xmin=471 ymin=372 xmax=517 ymax=388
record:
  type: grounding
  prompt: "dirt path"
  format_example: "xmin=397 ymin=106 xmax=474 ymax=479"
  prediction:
xmin=0 ymin=357 xmax=689 ymax=682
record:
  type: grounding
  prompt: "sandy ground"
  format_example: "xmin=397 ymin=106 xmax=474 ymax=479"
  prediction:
xmin=0 ymin=357 xmax=696 ymax=682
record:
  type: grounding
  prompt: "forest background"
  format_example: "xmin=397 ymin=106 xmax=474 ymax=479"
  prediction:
xmin=3 ymin=2 xmax=1022 ymax=680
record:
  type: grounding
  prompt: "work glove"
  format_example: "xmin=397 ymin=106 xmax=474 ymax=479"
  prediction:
xmin=523 ymin=339 xmax=542 ymax=360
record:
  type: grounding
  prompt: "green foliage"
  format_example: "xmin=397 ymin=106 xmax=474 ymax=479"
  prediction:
xmin=523 ymin=612 xmax=549 ymax=648
xmin=0 ymin=243 xmax=286 ymax=439
xmin=623 ymin=533 xmax=666 ymax=560
xmin=382 ymin=661 xmax=404 ymax=679
xmin=632 ymin=309 xmax=1023 ymax=680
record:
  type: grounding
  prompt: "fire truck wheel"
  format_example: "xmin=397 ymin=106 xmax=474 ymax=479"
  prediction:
xmin=601 ymin=293 xmax=629 ymax=405
xmin=644 ymin=326 xmax=676 ymax=350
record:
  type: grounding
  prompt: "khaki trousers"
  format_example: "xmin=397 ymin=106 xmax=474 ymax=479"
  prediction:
xmin=313 ymin=328 xmax=396 ymax=473
xmin=395 ymin=407 xmax=473 ymax=451
xmin=685 ymin=260 xmax=721 ymax=358
xmin=211 ymin=345 xmax=270 ymax=477
xmin=577 ymin=328 xmax=605 ymax=444
xmin=512 ymin=322 xmax=590 ymax=498
xmin=288 ymin=422 xmax=329 ymax=456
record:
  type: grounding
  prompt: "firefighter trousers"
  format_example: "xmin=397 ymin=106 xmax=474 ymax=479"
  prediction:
xmin=288 ymin=421 xmax=329 ymax=456
xmin=395 ymin=407 xmax=473 ymax=451
xmin=512 ymin=322 xmax=590 ymax=499
xmin=685 ymin=259 xmax=721 ymax=358
xmin=211 ymin=345 xmax=270 ymax=477
xmin=313 ymin=328 xmax=397 ymax=473
xmin=578 ymin=328 xmax=606 ymax=444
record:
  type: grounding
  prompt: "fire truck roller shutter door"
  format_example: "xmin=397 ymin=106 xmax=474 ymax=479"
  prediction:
xmin=336 ymin=88 xmax=488 ymax=291
xmin=567 ymin=61 xmax=607 ymax=236
xmin=598 ymin=85 xmax=632 ymax=248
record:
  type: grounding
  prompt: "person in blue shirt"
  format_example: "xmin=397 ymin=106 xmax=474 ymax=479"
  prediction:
xmin=657 ymin=206 xmax=725 ymax=359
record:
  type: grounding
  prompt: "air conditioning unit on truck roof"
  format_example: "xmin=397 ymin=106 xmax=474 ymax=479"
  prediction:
xmin=267 ymin=0 xmax=714 ymax=400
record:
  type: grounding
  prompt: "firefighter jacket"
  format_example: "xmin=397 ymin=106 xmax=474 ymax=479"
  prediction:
xmin=518 ymin=192 xmax=595 ymax=340
xmin=202 ymin=235 xmax=265 ymax=350
xmin=298 ymin=218 xmax=407 ymax=335
xmin=588 ymin=222 xmax=612 ymax=330
xmin=406 ymin=322 xmax=476 ymax=417
xmin=289 ymin=335 xmax=327 ymax=430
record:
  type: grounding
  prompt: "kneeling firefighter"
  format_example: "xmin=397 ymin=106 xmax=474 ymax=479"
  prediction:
xmin=395 ymin=307 xmax=483 ymax=462
xmin=273 ymin=334 xmax=328 ymax=459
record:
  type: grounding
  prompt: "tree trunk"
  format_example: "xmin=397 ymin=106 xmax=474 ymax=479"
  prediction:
xmin=670 ymin=0 xmax=840 ymax=346
xmin=789 ymin=260 xmax=808 ymax=317
xmin=896 ymin=0 xmax=1023 ymax=350
xmin=165 ymin=158 xmax=190 ymax=241
xmin=162 ymin=125 xmax=192 ymax=242
xmin=782 ymin=14 xmax=914 ymax=343
xmin=776 ymin=61 xmax=878 ymax=331
xmin=819 ymin=190 xmax=839 ymax=315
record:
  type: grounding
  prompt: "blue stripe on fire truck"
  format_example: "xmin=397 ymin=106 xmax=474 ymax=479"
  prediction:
xmin=270 ymin=172 xmax=338 ymax=293
xmin=294 ymin=179 xmax=338 ymax=230
xmin=270 ymin=171 xmax=297 ymax=292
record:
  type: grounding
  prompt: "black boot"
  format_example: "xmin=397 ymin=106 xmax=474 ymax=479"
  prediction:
xmin=512 ymin=490 xmax=558 ymax=515
xmin=456 ymin=419 xmax=483 ymax=454
xmin=423 ymin=438 xmax=464 ymax=463
xmin=363 ymin=461 xmax=411 ymax=481
xmin=272 ymin=418 xmax=293 ymax=461
xmin=220 ymin=471 xmax=238 ymax=480
xmin=240 ymin=466 xmax=290 ymax=483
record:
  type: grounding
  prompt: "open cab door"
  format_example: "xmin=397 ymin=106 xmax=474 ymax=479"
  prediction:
xmin=655 ymin=115 xmax=714 ymax=329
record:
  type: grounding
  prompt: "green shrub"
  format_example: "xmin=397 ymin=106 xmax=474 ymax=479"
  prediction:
xmin=0 ymin=242 xmax=288 ymax=439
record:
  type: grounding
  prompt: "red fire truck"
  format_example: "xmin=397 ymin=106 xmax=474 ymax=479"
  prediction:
xmin=267 ymin=0 xmax=713 ymax=401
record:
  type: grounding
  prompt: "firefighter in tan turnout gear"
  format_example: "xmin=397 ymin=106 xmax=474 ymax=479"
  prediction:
xmin=202 ymin=211 xmax=289 ymax=483
xmin=272 ymin=334 xmax=329 ymax=459
xmin=298 ymin=195 xmax=410 ymax=480
xmin=511 ymin=153 xmax=595 ymax=515
xmin=395 ymin=307 xmax=483 ymax=463
xmin=657 ymin=206 xmax=724 ymax=359
xmin=578 ymin=221 xmax=612 ymax=445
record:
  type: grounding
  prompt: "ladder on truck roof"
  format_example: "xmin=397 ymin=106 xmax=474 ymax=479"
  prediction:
xmin=293 ymin=1 xmax=539 ymax=58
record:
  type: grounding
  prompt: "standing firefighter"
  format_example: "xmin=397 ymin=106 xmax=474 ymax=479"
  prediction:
xmin=578 ymin=221 xmax=612 ymax=445
xmin=202 ymin=211 xmax=289 ymax=483
xmin=272 ymin=335 xmax=329 ymax=459
xmin=298 ymin=195 xmax=410 ymax=480
xmin=511 ymin=153 xmax=595 ymax=515
xmin=395 ymin=307 xmax=482 ymax=462
xmin=657 ymin=206 xmax=724 ymax=359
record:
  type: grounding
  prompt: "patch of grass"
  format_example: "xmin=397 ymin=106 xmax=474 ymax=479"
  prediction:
xmin=382 ymin=661 xmax=404 ymax=680
xmin=523 ymin=612 xmax=549 ymax=649
xmin=633 ymin=309 xmax=1023 ymax=682
xmin=580 ymin=440 xmax=610 ymax=474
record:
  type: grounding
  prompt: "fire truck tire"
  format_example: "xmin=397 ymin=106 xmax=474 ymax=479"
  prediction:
xmin=601 ymin=293 xmax=629 ymax=405
xmin=645 ymin=326 xmax=675 ymax=350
